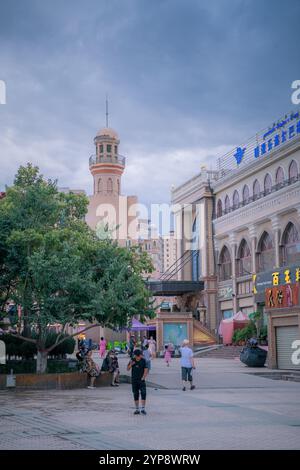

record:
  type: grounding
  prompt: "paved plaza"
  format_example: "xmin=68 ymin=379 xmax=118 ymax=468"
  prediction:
xmin=0 ymin=356 xmax=300 ymax=450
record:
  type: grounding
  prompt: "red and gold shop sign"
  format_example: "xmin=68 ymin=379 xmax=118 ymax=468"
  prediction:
xmin=265 ymin=283 xmax=299 ymax=309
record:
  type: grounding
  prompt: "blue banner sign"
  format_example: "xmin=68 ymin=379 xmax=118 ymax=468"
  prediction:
xmin=234 ymin=112 xmax=300 ymax=165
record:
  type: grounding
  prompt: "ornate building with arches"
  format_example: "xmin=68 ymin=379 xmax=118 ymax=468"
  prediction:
xmin=213 ymin=114 xmax=300 ymax=368
xmin=170 ymin=110 xmax=300 ymax=365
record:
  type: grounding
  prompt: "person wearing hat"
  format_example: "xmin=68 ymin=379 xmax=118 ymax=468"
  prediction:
xmin=179 ymin=339 xmax=195 ymax=391
xmin=127 ymin=349 xmax=149 ymax=415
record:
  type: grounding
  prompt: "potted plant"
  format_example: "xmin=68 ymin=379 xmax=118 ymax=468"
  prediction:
xmin=259 ymin=325 xmax=268 ymax=346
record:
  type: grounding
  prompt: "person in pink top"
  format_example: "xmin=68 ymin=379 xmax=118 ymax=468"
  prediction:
xmin=164 ymin=343 xmax=173 ymax=367
xmin=99 ymin=337 xmax=107 ymax=358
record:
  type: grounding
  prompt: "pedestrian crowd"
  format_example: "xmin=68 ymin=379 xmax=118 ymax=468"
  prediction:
xmin=76 ymin=334 xmax=196 ymax=416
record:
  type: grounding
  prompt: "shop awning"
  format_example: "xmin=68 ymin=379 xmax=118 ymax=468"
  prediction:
xmin=147 ymin=280 xmax=204 ymax=296
xmin=128 ymin=318 xmax=156 ymax=331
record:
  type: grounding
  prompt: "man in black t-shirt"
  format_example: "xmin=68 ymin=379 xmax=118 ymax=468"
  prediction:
xmin=127 ymin=349 xmax=149 ymax=415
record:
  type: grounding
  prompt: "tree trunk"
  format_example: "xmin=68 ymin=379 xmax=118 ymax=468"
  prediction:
xmin=36 ymin=350 xmax=48 ymax=374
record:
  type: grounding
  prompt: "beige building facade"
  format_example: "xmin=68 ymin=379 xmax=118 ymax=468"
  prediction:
xmin=213 ymin=111 xmax=300 ymax=369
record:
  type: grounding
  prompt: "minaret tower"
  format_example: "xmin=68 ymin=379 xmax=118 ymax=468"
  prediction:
xmin=86 ymin=127 xmax=126 ymax=231
xmin=89 ymin=127 xmax=125 ymax=197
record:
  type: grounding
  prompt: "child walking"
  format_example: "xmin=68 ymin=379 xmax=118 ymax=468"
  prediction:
xmin=164 ymin=343 xmax=172 ymax=367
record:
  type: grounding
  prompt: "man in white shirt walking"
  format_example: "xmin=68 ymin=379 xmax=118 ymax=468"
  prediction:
xmin=179 ymin=339 xmax=196 ymax=391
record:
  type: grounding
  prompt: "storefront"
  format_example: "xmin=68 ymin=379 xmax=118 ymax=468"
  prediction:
xmin=257 ymin=266 xmax=300 ymax=369
xmin=218 ymin=285 xmax=234 ymax=319
xmin=154 ymin=311 xmax=194 ymax=352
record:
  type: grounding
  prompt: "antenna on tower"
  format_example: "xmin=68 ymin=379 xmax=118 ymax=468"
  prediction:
xmin=106 ymin=94 xmax=109 ymax=127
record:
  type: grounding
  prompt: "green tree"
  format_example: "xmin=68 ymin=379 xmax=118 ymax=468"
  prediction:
xmin=0 ymin=164 xmax=154 ymax=373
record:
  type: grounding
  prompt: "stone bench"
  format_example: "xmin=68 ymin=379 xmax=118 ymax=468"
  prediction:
xmin=0 ymin=371 xmax=113 ymax=390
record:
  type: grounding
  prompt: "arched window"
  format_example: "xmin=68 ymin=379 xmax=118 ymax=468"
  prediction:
xmin=281 ymin=222 xmax=300 ymax=265
xmin=253 ymin=179 xmax=260 ymax=200
xmin=97 ymin=178 xmax=103 ymax=193
xmin=107 ymin=178 xmax=113 ymax=193
xmin=217 ymin=199 xmax=223 ymax=217
xmin=224 ymin=195 xmax=230 ymax=214
xmin=257 ymin=232 xmax=275 ymax=272
xmin=233 ymin=190 xmax=239 ymax=209
xmin=242 ymin=185 xmax=250 ymax=204
xmin=237 ymin=239 xmax=251 ymax=276
xmin=275 ymin=167 xmax=284 ymax=186
xmin=289 ymin=160 xmax=298 ymax=181
xmin=117 ymin=179 xmax=120 ymax=195
xmin=219 ymin=246 xmax=232 ymax=281
xmin=264 ymin=173 xmax=272 ymax=194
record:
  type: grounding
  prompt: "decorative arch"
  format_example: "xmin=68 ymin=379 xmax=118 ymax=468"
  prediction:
xmin=242 ymin=185 xmax=250 ymax=204
xmin=97 ymin=178 xmax=103 ymax=193
xmin=264 ymin=173 xmax=272 ymax=194
xmin=224 ymin=195 xmax=230 ymax=213
xmin=281 ymin=222 xmax=300 ymax=265
xmin=253 ymin=179 xmax=260 ymax=199
xmin=233 ymin=190 xmax=239 ymax=209
xmin=236 ymin=239 xmax=251 ymax=276
xmin=289 ymin=160 xmax=298 ymax=181
xmin=107 ymin=178 xmax=113 ymax=193
xmin=218 ymin=245 xmax=232 ymax=281
xmin=217 ymin=199 xmax=223 ymax=217
xmin=257 ymin=231 xmax=275 ymax=272
xmin=275 ymin=166 xmax=285 ymax=185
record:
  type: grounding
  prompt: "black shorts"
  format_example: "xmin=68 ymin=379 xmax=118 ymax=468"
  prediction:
xmin=181 ymin=367 xmax=193 ymax=382
xmin=132 ymin=380 xmax=146 ymax=401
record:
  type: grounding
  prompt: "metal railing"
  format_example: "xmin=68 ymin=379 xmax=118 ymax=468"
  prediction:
xmin=216 ymin=110 xmax=300 ymax=179
xmin=215 ymin=174 xmax=300 ymax=219
xmin=160 ymin=249 xmax=199 ymax=281
xmin=89 ymin=154 xmax=126 ymax=166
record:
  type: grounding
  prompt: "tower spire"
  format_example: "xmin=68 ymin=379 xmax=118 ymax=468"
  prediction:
xmin=106 ymin=94 xmax=109 ymax=127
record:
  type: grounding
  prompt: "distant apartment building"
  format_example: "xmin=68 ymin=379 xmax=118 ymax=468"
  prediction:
xmin=137 ymin=218 xmax=163 ymax=280
xmin=58 ymin=187 xmax=86 ymax=196
xmin=162 ymin=231 xmax=177 ymax=279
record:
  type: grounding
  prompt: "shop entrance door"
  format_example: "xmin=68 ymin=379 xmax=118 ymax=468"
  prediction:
xmin=276 ymin=325 xmax=300 ymax=370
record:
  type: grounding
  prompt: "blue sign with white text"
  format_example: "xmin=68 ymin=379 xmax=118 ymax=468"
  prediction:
xmin=234 ymin=111 xmax=300 ymax=165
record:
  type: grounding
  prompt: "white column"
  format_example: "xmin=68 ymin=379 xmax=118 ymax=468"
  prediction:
xmin=229 ymin=233 xmax=238 ymax=314
xmin=249 ymin=224 xmax=257 ymax=273
xmin=271 ymin=215 xmax=281 ymax=268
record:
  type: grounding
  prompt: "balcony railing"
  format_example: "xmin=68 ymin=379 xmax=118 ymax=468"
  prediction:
xmin=89 ymin=154 xmax=126 ymax=167
xmin=215 ymin=174 xmax=300 ymax=219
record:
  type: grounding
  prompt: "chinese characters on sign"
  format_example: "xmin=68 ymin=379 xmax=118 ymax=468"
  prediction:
xmin=266 ymin=268 xmax=300 ymax=308
xmin=265 ymin=284 xmax=299 ymax=309
xmin=234 ymin=111 xmax=300 ymax=165
xmin=271 ymin=268 xmax=300 ymax=286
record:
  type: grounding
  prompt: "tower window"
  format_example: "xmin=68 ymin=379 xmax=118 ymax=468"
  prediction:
xmin=114 ymin=145 xmax=118 ymax=154
xmin=107 ymin=144 xmax=112 ymax=153
xmin=107 ymin=178 xmax=113 ymax=194
xmin=100 ymin=144 xmax=103 ymax=153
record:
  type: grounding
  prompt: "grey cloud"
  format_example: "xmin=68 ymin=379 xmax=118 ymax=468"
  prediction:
xmin=0 ymin=0 xmax=299 ymax=204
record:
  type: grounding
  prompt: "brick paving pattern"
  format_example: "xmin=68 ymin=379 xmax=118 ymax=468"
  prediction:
xmin=0 ymin=357 xmax=299 ymax=450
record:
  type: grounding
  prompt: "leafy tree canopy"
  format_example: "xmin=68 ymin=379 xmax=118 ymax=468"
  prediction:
xmin=0 ymin=164 xmax=154 ymax=372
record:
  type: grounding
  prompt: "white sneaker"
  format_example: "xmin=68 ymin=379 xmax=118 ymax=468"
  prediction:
xmin=87 ymin=386 xmax=95 ymax=389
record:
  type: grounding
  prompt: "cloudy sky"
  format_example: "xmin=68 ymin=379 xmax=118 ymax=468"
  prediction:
xmin=0 ymin=0 xmax=299 ymax=204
